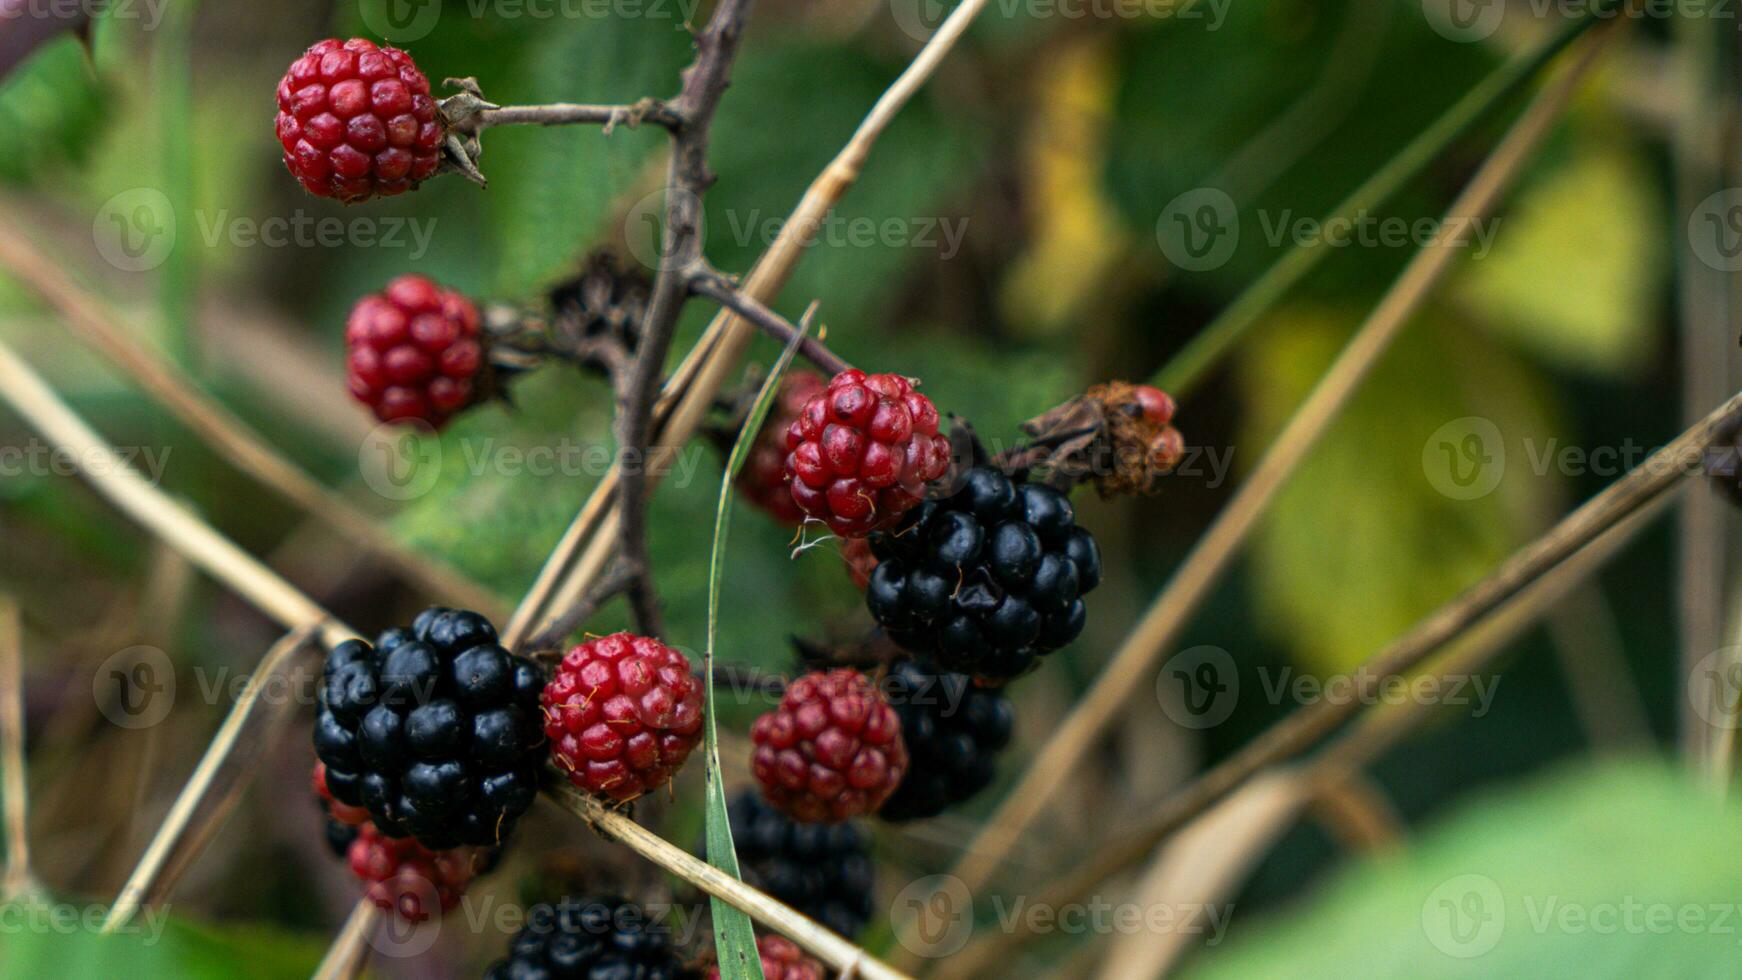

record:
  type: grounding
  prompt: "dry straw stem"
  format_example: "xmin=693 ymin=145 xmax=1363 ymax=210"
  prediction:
xmin=312 ymin=898 xmax=379 ymax=980
xmin=0 ymin=596 xmax=34 ymax=900
xmin=899 ymin=25 xmax=1623 ymax=948
xmin=547 ymin=778 xmax=912 ymax=980
xmin=0 ymin=290 xmax=898 ymax=980
xmin=939 ymin=473 xmax=1689 ymax=977
xmin=101 ymin=627 xmax=321 ymax=933
xmin=0 ymin=209 xmax=506 ymax=620
xmin=513 ymin=0 xmax=996 ymax=644
xmin=0 ymin=333 xmax=351 ymax=649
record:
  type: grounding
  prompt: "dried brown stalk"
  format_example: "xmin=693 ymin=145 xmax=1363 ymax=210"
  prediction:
xmin=0 ymin=596 xmax=35 ymax=901
xmin=900 ymin=27 xmax=1622 ymax=951
xmin=101 ymin=627 xmax=320 ymax=933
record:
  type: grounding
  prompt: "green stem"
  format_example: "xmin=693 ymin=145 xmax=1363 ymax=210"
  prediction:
xmin=1151 ymin=8 xmax=1605 ymax=397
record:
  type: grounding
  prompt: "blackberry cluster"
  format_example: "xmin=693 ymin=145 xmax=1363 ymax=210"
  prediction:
xmin=314 ymin=608 xmax=546 ymax=850
xmin=878 ymin=660 xmax=1014 ymax=821
xmin=866 ymin=467 xmax=1102 ymax=681
xmin=727 ymin=790 xmax=874 ymax=939
xmin=485 ymin=896 xmax=695 ymax=980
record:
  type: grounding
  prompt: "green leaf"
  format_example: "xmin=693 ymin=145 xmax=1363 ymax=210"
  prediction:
xmin=699 ymin=313 xmax=813 ymax=980
xmin=0 ymin=904 xmax=321 ymax=978
xmin=0 ymin=37 xmax=106 ymax=185
xmin=1236 ymin=308 xmax=1561 ymax=676
xmin=1182 ymin=760 xmax=1742 ymax=978
xmin=1451 ymin=130 xmax=1666 ymax=377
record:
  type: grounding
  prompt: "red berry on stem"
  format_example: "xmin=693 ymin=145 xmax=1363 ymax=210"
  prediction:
xmin=275 ymin=38 xmax=443 ymax=202
xmin=740 ymin=371 xmax=827 ymax=525
xmin=542 ymin=633 xmax=704 ymax=802
xmin=782 ymin=369 xmax=949 ymax=538
xmin=750 ymin=668 xmax=906 ymax=823
xmin=347 ymin=275 xmax=485 ymax=429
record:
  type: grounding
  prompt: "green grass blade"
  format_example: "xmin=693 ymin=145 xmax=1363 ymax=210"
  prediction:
xmin=1151 ymin=4 xmax=1605 ymax=397
xmin=702 ymin=317 xmax=814 ymax=980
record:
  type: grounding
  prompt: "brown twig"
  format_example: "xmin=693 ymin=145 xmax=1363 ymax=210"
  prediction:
xmin=689 ymin=269 xmax=853 ymax=375
xmin=101 ymin=627 xmax=321 ymax=932
xmin=901 ymin=26 xmax=1622 ymax=950
xmin=0 ymin=208 xmax=507 ymax=620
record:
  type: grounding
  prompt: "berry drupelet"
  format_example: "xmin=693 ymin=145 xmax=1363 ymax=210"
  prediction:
xmin=704 ymin=934 xmax=824 ymax=980
xmin=348 ymin=822 xmax=489 ymax=922
xmin=782 ymin=369 xmax=951 ymax=538
xmin=543 ymin=633 xmax=704 ymax=802
xmin=275 ymin=38 xmax=443 ymax=202
xmin=347 ymin=275 xmax=487 ymax=429
xmin=750 ymin=668 xmax=907 ymax=823
xmin=739 ymin=370 xmax=826 ymax=525
xmin=314 ymin=762 xmax=369 ymax=857
xmin=485 ymin=896 xmax=696 ymax=980
xmin=866 ymin=466 xmax=1102 ymax=682
xmin=878 ymin=659 xmax=1014 ymax=821
xmin=314 ymin=607 xmax=546 ymax=850
xmin=727 ymin=790 xmax=875 ymax=940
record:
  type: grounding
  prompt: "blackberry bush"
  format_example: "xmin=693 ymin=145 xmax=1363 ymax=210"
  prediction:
xmin=878 ymin=659 xmax=1014 ymax=821
xmin=726 ymin=790 xmax=874 ymax=940
xmin=485 ymin=895 xmax=695 ymax=980
xmin=314 ymin=607 xmax=546 ymax=849
xmin=866 ymin=466 xmax=1103 ymax=681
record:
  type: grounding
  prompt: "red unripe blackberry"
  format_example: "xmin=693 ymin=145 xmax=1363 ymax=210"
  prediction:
xmin=346 ymin=275 xmax=486 ymax=429
xmin=347 ymin=822 xmax=484 ymax=922
xmin=1131 ymin=384 xmax=1176 ymax=426
xmin=740 ymin=370 xmax=826 ymax=525
xmin=543 ymin=633 xmax=704 ymax=802
xmin=275 ymin=38 xmax=443 ymax=202
xmin=750 ymin=668 xmax=907 ymax=823
xmin=782 ymin=369 xmax=950 ymax=538
xmin=705 ymin=934 xmax=824 ymax=980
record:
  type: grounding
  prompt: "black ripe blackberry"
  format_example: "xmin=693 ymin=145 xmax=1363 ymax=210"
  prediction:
xmin=879 ymin=659 xmax=1013 ymax=821
xmin=866 ymin=467 xmax=1102 ymax=681
xmin=727 ymin=790 xmax=874 ymax=940
xmin=314 ymin=607 xmax=546 ymax=850
xmin=485 ymin=896 xmax=695 ymax=980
